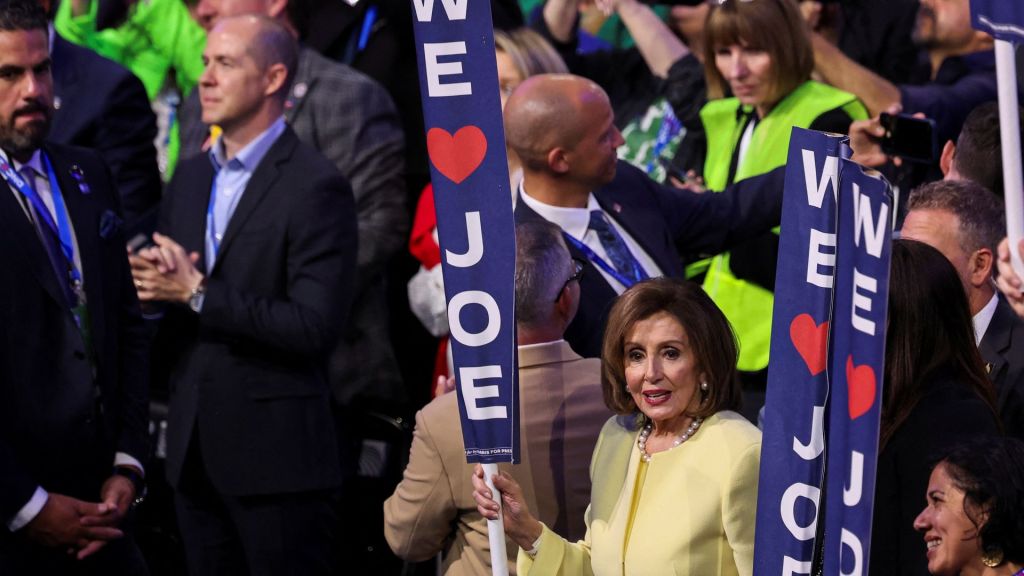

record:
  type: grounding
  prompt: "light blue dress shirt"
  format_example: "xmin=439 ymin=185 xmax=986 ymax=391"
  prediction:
xmin=205 ymin=117 xmax=287 ymax=272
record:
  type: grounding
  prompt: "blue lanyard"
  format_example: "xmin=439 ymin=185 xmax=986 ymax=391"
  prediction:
xmin=562 ymin=232 xmax=646 ymax=289
xmin=206 ymin=177 xmax=220 ymax=260
xmin=0 ymin=152 xmax=82 ymax=287
xmin=358 ymin=5 xmax=377 ymax=52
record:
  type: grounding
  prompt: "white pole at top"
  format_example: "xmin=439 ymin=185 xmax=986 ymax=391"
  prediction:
xmin=995 ymin=39 xmax=1024 ymax=276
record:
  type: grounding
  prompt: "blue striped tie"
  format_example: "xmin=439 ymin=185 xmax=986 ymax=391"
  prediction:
xmin=588 ymin=210 xmax=647 ymax=285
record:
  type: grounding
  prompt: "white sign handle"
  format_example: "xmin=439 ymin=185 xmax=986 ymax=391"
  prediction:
xmin=996 ymin=39 xmax=1024 ymax=276
xmin=482 ymin=462 xmax=510 ymax=576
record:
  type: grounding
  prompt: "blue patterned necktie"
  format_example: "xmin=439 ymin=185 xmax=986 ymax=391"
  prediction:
xmin=21 ymin=167 xmax=75 ymax=305
xmin=588 ymin=210 xmax=647 ymax=285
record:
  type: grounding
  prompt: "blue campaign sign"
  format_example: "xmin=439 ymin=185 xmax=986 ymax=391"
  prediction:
xmin=410 ymin=0 xmax=519 ymax=463
xmin=972 ymin=0 xmax=1024 ymax=43
xmin=821 ymin=161 xmax=892 ymax=576
xmin=754 ymin=128 xmax=848 ymax=575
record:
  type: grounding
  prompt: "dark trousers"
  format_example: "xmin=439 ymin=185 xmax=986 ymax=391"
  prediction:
xmin=173 ymin=438 xmax=340 ymax=576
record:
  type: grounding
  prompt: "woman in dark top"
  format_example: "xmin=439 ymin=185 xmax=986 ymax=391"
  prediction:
xmin=913 ymin=436 xmax=1024 ymax=575
xmin=871 ymin=239 xmax=1001 ymax=576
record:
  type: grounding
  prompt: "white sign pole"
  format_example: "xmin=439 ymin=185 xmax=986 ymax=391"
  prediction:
xmin=482 ymin=462 xmax=510 ymax=576
xmin=996 ymin=39 xmax=1024 ymax=275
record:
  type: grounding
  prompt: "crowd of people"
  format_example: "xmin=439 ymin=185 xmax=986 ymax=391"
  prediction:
xmin=2 ymin=0 xmax=1024 ymax=573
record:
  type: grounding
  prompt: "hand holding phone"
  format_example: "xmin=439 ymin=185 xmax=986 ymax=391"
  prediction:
xmin=879 ymin=113 xmax=937 ymax=164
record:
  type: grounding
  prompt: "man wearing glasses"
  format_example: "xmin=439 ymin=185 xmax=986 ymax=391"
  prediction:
xmin=384 ymin=220 xmax=611 ymax=575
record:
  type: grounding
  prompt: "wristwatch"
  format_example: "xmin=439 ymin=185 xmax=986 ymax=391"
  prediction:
xmin=189 ymin=279 xmax=207 ymax=313
xmin=113 ymin=466 xmax=147 ymax=508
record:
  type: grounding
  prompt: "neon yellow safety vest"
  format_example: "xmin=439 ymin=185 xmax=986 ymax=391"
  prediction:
xmin=698 ymin=80 xmax=868 ymax=372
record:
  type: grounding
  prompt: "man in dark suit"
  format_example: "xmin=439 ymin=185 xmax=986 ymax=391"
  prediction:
xmin=130 ymin=14 xmax=356 ymax=575
xmin=49 ymin=32 xmax=161 ymax=223
xmin=0 ymin=0 xmax=149 ymax=572
xmin=506 ymin=74 xmax=785 ymax=357
xmin=180 ymin=0 xmax=408 ymax=408
xmin=902 ymin=179 xmax=1024 ymax=437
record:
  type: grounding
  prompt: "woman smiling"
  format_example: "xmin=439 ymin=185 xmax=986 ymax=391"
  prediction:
xmin=913 ymin=437 xmax=1024 ymax=576
xmin=472 ymin=278 xmax=761 ymax=575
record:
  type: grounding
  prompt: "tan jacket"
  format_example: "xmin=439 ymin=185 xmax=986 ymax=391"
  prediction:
xmin=383 ymin=340 xmax=611 ymax=575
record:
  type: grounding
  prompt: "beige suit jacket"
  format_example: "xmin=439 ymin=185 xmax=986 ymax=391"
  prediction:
xmin=384 ymin=340 xmax=611 ymax=575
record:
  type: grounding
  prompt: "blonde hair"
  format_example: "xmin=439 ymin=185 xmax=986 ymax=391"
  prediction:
xmin=494 ymin=28 xmax=569 ymax=78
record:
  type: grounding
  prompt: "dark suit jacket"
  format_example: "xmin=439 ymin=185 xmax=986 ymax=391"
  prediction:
xmin=980 ymin=296 xmax=1024 ymax=437
xmin=157 ymin=127 xmax=356 ymax=496
xmin=0 ymin=143 xmax=149 ymax=526
xmin=180 ymin=47 xmax=408 ymax=406
xmin=515 ymin=160 xmax=786 ymax=357
xmin=870 ymin=375 xmax=999 ymax=576
xmin=50 ymin=34 xmax=161 ymax=223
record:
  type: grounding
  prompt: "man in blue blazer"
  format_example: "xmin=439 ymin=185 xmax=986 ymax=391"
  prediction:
xmin=507 ymin=74 xmax=786 ymax=357
xmin=0 ymin=0 xmax=149 ymax=571
xmin=130 ymin=15 xmax=356 ymax=575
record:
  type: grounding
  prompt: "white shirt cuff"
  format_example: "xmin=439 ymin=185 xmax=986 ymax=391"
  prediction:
xmin=8 ymin=487 xmax=48 ymax=532
xmin=114 ymin=452 xmax=145 ymax=477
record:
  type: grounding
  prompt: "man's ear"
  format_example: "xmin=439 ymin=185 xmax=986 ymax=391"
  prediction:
xmin=970 ymin=248 xmax=995 ymax=289
xmin=940 ymin=140 xmax=956 ymax=178
xmin=548 ymin=147 xmax=570 ymax=175
xmin=264 ymin=63 xmax=288 ymax=98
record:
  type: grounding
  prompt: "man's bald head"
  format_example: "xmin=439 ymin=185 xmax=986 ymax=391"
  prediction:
xmin=213 ymin=14 xmax=297 ymax=101
xmin=504 ymin=74 xmax=612 ymax=172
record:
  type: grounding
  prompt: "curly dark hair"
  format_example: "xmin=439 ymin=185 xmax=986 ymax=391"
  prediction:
xmin=939 ymin=436 xmax=1024 ymax=563
xmin=0 ymin=0 xmax=47 ymax=32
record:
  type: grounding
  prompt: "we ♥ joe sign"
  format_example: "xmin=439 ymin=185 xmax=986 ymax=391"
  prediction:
xmin=754 ymin=128 xmax=892 ymax=575
xmin=411 ymin=0 xmax=519 ymax=464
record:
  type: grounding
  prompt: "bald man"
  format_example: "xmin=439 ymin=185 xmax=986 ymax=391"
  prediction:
xmin=130 ymin=15 xmax=356 ymax=575
xmin=509 ymin=74 xmax=786 ymax=357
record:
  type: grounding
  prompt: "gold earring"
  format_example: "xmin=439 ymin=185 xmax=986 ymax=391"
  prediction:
xmin=982 ymin=547 xmax=1004 ymax=567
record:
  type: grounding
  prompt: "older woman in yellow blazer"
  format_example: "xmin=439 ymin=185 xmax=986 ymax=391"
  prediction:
xmin=473 ymin=278 xmax=761 ymax=575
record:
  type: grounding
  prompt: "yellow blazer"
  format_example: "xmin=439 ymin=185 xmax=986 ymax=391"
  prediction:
xmin=519 ymin=411 xmax=761 ymax=576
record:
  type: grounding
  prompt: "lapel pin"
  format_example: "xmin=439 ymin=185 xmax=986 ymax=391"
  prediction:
xmin=70 ymin=165 xmax=91 ymax=194
xmin=293 ymin=82 xmax=308 ymax=99
xmin=53 ymin=96 xmax=62 ymax=111
xmin=613 ymin=202 xmax=622 ymax=213
xmin=986 ymin=362 xmax=993 ymax=374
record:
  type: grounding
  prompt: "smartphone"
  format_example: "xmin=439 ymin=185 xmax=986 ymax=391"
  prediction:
xmin=879 ymin=113 xmax=937 ymax=164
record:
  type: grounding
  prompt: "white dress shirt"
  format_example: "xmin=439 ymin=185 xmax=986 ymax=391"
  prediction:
xmin=974 ymin=292 xmax=999 ymax=346
xmin=519 ymin=184 xmax=663 ymax=294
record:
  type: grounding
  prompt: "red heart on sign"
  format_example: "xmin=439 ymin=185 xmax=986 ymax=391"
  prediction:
xmin=427 ymin=126 xmax=488 ymax=184
xmin=846 ymin=356 xmax=877 ymax=420
xmin=790 ymin=314 xmax=828 ymax=375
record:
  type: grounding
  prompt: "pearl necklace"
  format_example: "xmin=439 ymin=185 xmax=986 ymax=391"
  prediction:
xmin=637 ymin=417 xmax=703 ymax=463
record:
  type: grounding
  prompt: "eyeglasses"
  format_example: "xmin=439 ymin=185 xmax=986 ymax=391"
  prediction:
xmin=554 ymin=258 xmax=586 ymax=301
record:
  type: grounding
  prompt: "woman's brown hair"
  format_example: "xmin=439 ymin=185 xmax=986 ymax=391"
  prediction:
xmin=702 ymin=0 xmax=814 ymax=105
xmin=601 ymin=278 xmax=741 ymax=420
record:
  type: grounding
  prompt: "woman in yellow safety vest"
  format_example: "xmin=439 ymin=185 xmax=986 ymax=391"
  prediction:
xmin=695 ymin=0 xmax=868 ymax=380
